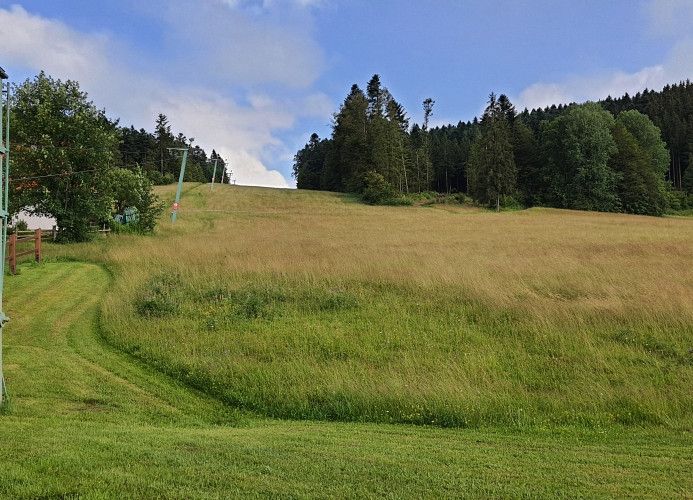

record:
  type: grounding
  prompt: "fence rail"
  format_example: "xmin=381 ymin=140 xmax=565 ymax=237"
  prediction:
xmin=6 ymin=226 xmax=111 ymax=274
xmin=7 ymin=229 xmax=42 ymax=274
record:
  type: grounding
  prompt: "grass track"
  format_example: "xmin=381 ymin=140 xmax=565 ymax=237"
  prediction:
xmin=0 ymin=253 xmax=691 ymax=496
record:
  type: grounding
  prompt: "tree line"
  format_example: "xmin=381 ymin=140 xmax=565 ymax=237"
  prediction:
xmin=9 ymin=72 xmax=229 ymax=241
xmin=120 ymin=115 xmax=228 ymax=186
xmin=293 ymin=75 xmax=693 ymax=215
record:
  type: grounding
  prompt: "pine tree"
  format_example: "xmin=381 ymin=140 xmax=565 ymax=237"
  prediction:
xmin=154 ymin=113 xmax=174 ymax=175
xmin=512 ymin=120 xmax=543 ymax=205
xmin=385 ymin=97 xmax=412 ymax=192
xmin=293 ymin=133 xmax=329 ymax=189
xmin=498 ymin=94 xmax=516 ymax=123
xmin=468 ymin=94 xmax=517 ymax=210
xmin=420 ymin=98 xmax=435 ymax=190
xmin=366 ymin=75 xmax=390 ymax=181
xmin=323 ymin=84 xmax=369 ymax=192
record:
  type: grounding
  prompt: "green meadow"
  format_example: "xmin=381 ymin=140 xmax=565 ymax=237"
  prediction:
xmin=1 ymin=183 xmax=691 ymax=497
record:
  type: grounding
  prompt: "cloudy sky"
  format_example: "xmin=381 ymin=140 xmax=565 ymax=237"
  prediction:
xmin=1 ymin=0 xmax=692 ymax=187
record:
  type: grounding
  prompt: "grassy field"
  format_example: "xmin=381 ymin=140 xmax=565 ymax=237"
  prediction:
xmin=57 ymin=183 xmax=693 ymax=428
xmin=1 ymin=262 xmax=691 ymax=497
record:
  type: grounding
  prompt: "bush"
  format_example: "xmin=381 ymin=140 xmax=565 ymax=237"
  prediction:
xmin=499 ymin=195 xmax=523 ymax=210
xmin=147 ymin=171 xmax=176 ymax=185
xmin=454 ymin=193 xmax=473 ymax=205
xmin=361 ymin=171 xmax=397 ymax=205
xmin=666 ymin=189 xmax=693 ymax=212
xmin=108 ymin=168 xmax=164 ymax=233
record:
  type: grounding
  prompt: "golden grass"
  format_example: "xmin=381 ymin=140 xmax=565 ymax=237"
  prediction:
xmin=53 ymin=183 xmax=693 ymax=427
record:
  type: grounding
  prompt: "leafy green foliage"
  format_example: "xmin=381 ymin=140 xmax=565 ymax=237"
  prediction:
xmin=541 ymin=103 xmax=620 ymax=212
xmin=107 ymin=167 xmax=164 ymax=232
xmin=361 ymin=170 xmax=397 ymax=204
xmin=11 ymin=72 xmax=118 ymax=241
xmin=295 ymin=76 xmax=691 ymax=216
xmin=9 ymin=72 xmax=228 ymax=241
xmin=512 ymin=121 xmax=543 ymax=205
xmin=610 ymin=123 xmax=667 ymax=215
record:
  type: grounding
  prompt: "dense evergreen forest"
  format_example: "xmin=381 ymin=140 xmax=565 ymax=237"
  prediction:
xmin=293 ymin=76 xmax=693 ymax=215
xmin=119 ymin=113 xmax=228 ymax=185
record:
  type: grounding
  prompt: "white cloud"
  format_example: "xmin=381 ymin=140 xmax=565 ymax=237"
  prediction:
xmin=647 ymin=0 xmax=693 ymax=35
xmin=514 ymin=37 xmax=693 ymax=110
xmin=514 ymin=0 xmax=693 ymax=111
xmin=162 ymin=0 xmax=324 ymax=89
xmin=0 ymin=5 xmax=110 ymax=88
xmin=0 ymin=4 xmax=329 ymax=188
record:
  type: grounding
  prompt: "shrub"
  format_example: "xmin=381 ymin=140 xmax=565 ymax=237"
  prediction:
xmin=499 ymin=195 xmax=523 ymax=210
xmin=108 ymin=168 xmax=164 ymax=233
xmin=361 ymin=171 xmax=397 ymax=205
xmin=666 ymin=189 xmax=693 ymax=212
xmin=147 ymin=171 xmax=176 ymax=185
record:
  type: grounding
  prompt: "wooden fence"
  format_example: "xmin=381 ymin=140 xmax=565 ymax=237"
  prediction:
xmin=7 ymin=229 xmax=42 ymax=274
xmin=5 ymin=225 xmax=111 ymax=274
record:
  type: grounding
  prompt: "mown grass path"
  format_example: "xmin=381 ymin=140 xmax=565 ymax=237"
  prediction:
xmin=0 ymin=262 xmax=691 ymax=498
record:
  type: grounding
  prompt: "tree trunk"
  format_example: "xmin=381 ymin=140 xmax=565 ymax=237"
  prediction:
xmin=496 ymin=194 xmax=500 ymax=212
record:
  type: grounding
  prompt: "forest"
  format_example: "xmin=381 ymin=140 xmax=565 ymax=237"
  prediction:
xmin=293 ymin=75 xmax=693 ymax=215
xmin=119 ymin=115 xmax=228 ymax=186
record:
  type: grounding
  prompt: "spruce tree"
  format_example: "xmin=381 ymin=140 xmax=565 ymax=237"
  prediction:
xmin=323 ymin=84 xmax=369 ymax=192
xmin=154 ymin=113 xmax=174 ymax=175
xmin=512 ymin=120 xmax=542 ymax=205
xmin=468 ymin=94 xmax=517 ymax=210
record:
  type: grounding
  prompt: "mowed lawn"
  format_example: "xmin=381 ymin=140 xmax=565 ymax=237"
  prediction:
xmin=0 ymin=262 xmax=691 ymax=498
xmin=57 ymin=183 xmax=693 ymax=428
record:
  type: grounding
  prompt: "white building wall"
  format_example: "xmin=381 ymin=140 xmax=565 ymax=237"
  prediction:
xmin=13 ymin=209 xmax=57 ymax=229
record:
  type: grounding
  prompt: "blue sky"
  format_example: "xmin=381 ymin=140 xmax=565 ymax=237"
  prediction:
xmin=1 ymin=0 xmax=692 ymax=186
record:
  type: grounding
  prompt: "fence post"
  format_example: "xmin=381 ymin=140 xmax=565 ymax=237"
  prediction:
xmin=34 ymin=228 xmax=41 ymax=263
xmin=52 ymin=225 xmax=57 ymax=241
xmin=8 ymin=232 xmax=16 ymax=275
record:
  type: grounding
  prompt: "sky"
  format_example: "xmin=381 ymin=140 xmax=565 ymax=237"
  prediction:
xmin=0 ymin=0 xmax=692 ymax=187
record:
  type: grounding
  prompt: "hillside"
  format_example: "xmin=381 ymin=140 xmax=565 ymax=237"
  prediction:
xmin=2 ymin=265 xmax=689 ymax=497
xmin=1 ymin=183 xmax=691 ymax=497
xmin=55 ymin=183 xmax=693 ymax=428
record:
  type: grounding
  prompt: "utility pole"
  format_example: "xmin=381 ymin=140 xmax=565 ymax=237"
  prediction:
xmin=219 ymin=161 xmax=231 ymax=186
xmin=209 ymin=157 xmax=218 ymax=191
xmin=0 ymin=67 xmax=10 ymax=405
xmin=168 ymin=147 xmax=188 ymax=223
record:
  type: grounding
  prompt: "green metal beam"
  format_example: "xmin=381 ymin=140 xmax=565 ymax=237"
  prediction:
xmin=210 ymin=157 xmax=218 ymax=191
xmin=169 ymin=148 xmax=188 ymax=223
xmin=0 ymin=75 xmax=10 ymax=405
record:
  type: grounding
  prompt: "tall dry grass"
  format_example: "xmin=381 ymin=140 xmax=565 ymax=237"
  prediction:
xmin=55 ymin=183 xmax=693 ymax=427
